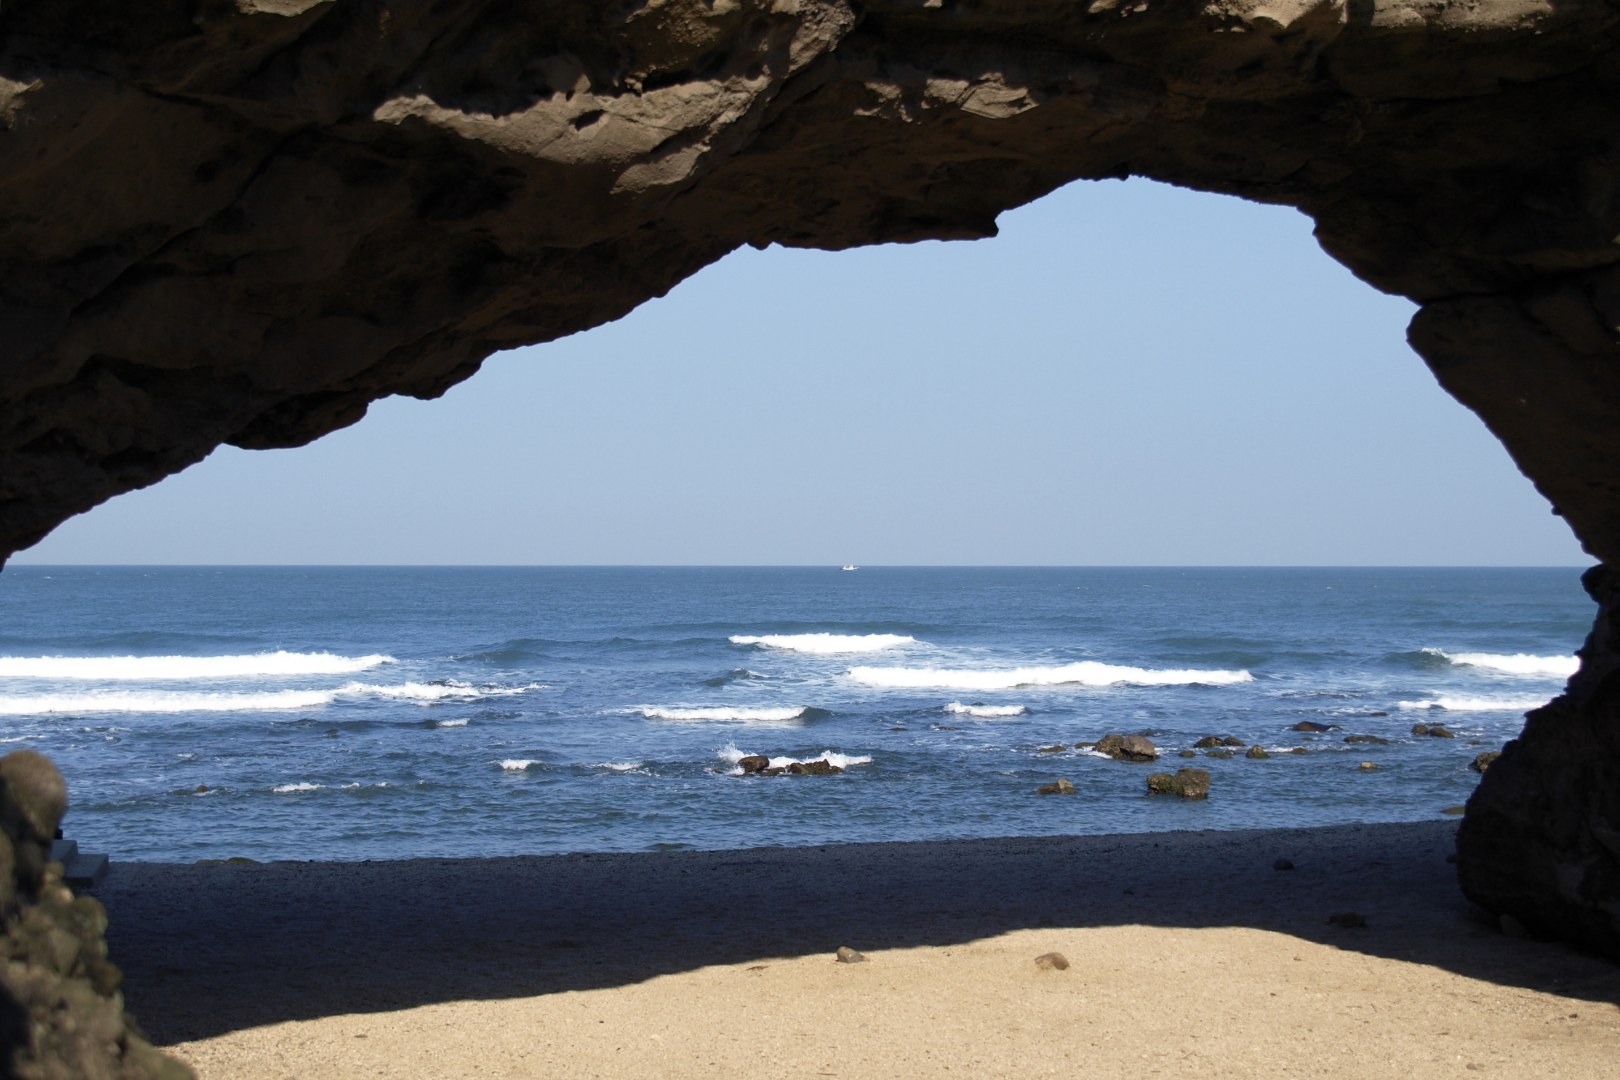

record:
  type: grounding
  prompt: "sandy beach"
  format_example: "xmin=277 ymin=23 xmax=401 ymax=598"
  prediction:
xmin=95 ymin=821 xmax=1618 ymax=1079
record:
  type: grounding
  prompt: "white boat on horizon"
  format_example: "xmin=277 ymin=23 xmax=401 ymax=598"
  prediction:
xmin=841 ymin=564 xmax=859 ymax=571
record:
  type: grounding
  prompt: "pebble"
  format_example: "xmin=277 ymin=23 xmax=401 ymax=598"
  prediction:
xmin=1034 ymin=952 xmax=1070 ymax=971
xmin=835 ymin=946 xmax=867 ymax=964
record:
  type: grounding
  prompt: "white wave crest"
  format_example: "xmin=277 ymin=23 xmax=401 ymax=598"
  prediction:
xmin=0 ymin=689 xmax=339 ymax=715
xmin=594 ymin=761 xmax=647 ymax=773
xmin=944 ymin=702 xmax=1027 ymax=718
xmin=730 ymin=633 xmax=915 ymax=654
xmin=0 ymin=679 xmax=541 ymax=716
xmin=272 ymin=782 xmax=321 ymax=793
xmin=339 ymin=680 xmax=543 ymax=703
xmin=434 ymin=718 xmax=470 ymax=728
xmin=641 ymin=705 xmax=810 ymax=723
xmin=1428 ymin=649 xmax=1578 ymax=678
xmin=848 ymin=661 xmax=1252 ymax=692
xmin=1395 ymin=696 xmax=1549 ymax=713
xmin=498 ymin=759 xmax=540 ymax=771
xmin=0 ymin=651 xmax=395 ymax=680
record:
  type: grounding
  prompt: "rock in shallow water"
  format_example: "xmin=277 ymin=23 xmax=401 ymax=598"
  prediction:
xmin=1146 ymin=768 xmax=1211 ymax=799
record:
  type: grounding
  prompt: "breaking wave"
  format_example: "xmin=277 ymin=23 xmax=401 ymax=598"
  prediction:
xmin=848 ymin=661 xmax=1252 ymax=692
xmin=0 ymin=651 xmax=396 ymax=680
xmin=1425 ymin=649 xmax=1578 ymax=678
xmin=1395 ymin=695 xmax=1551 ymax=713
xmin=730 ymin=633 xmax=915 ymax=654
xmin=0 ymin=680 xmax=543 ymax=715
xmin=640 ymin=705 xmax=818 ymax=724
xmin=944 ymin=702 xmax=1027 ymax=718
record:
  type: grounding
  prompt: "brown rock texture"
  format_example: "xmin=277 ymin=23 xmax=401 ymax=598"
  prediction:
xmin=0 ymin=751 xmax=191 ymax=1079
xmin=0 ymin=0 xmax=1617 ymax=957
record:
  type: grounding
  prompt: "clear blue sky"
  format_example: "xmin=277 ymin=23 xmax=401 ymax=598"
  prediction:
xmin=13 ymin=179 xmax=1587 ymax=566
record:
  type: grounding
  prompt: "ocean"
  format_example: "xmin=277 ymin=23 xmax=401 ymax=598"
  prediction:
xmin=0 ymin=566 xmax=1591 ymax=863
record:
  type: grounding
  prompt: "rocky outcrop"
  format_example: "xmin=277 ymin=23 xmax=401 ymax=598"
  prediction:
xmin=0 ymin=751 xmax=189 ymax=1079
xmin=0 ymin=0 xmax=1618 ymax=956
xmin=1459 ymin=566 xmax=1620 ymax=956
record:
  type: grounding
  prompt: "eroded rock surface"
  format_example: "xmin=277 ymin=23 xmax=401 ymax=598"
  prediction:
xmin=0 ymin=751 xmax=190 ymax=1079
xmin=1 ymin=0 xmax=1619 ymax=956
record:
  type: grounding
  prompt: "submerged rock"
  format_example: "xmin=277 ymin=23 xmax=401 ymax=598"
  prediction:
xmin=1036 ymin=778 xmax=1076 ymax=796
xmin=1344 ymin=734 xmax=1389 ymax=745
xmin=736 ymin=755 xmax=770 ymax=774
xmin=1146 ymin=768 xmax=1210 ymax=799
xmin=1470 ymin=750 xmax=1502 ymax=773
xmin=1245 ymin=746 xmax=1270 ymax=760
xmin=1290 ymin=721 xmax=1336 ymax=733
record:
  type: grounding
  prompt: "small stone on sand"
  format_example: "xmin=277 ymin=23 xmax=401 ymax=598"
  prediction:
xmin=1034 ymin=952 xmax=1069 ymax=971
xmin=835 ymin=946 xmax=867 ymax=964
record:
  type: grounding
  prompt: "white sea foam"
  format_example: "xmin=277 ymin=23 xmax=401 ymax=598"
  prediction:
xmin=848 ymin=661 xmax=1252 ymax=692
xmin=272 ymin=782 xmax=321 ymax=793
xmin=498 ymin=759 xmax=540 ymax=771
xmin=434 ymin=718 xmax=470 ymax=728
xmin=1395 ymin=696 xmax=1550 ymax=713
xmin=0 ymin=689 xmax=339 ymax=715
xmin=595 ymin=761 xmax=647 ymax=773
xmin=0 ymin=651 xmax=395 ymax=680
xmin=641 ymin=705 xmax=811 ymax=723
xmin=729 ymin=633 xmax=915 ymax=654
xmin=1426 ymin=649 xmax=1578 ymax=678
xmin=0 ymin=680 xmax=540 ymax=716
xmin=346 ymin=680 xmax=544 ymax=702
xmin=943 ymin=702 xmax=1027 ymax=718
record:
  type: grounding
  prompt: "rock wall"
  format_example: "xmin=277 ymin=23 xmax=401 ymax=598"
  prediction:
xmin=0 ymin=0 xmax=1618 ymax=958
xmin=0 ymin=751 xmax=190 ymax=1079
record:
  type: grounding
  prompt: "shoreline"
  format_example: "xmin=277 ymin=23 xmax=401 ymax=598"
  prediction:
xmin=97 ymin=821 xmax=1619 ymax=1078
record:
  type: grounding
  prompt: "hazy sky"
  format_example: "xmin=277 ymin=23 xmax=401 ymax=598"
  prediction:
xmin=13 ymin=178 xmax=1587 ymax=567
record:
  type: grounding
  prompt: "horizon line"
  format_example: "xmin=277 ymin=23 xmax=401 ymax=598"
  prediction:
xmin=1 ymin=562 xmax=1593 ymax=571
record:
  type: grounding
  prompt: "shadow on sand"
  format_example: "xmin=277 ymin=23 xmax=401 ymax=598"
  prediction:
xmin=96 ymin=820 xmax=1618 ymax=1045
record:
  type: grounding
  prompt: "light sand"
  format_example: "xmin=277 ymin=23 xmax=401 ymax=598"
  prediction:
xmin=94 ymin=822 xmax=1620 ymax=1079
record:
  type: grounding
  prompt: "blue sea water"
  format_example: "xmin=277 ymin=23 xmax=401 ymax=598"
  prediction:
xmin=0 ymin=566 xmax=1593 ymax=862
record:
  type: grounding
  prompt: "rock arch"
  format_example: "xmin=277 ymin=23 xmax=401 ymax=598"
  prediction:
xmin=2 ymin=0 xmax=1619 ymax=957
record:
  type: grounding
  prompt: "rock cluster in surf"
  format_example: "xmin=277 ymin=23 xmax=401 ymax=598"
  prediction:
xmin=0 ymin=751 xmax=190 ymax=1079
